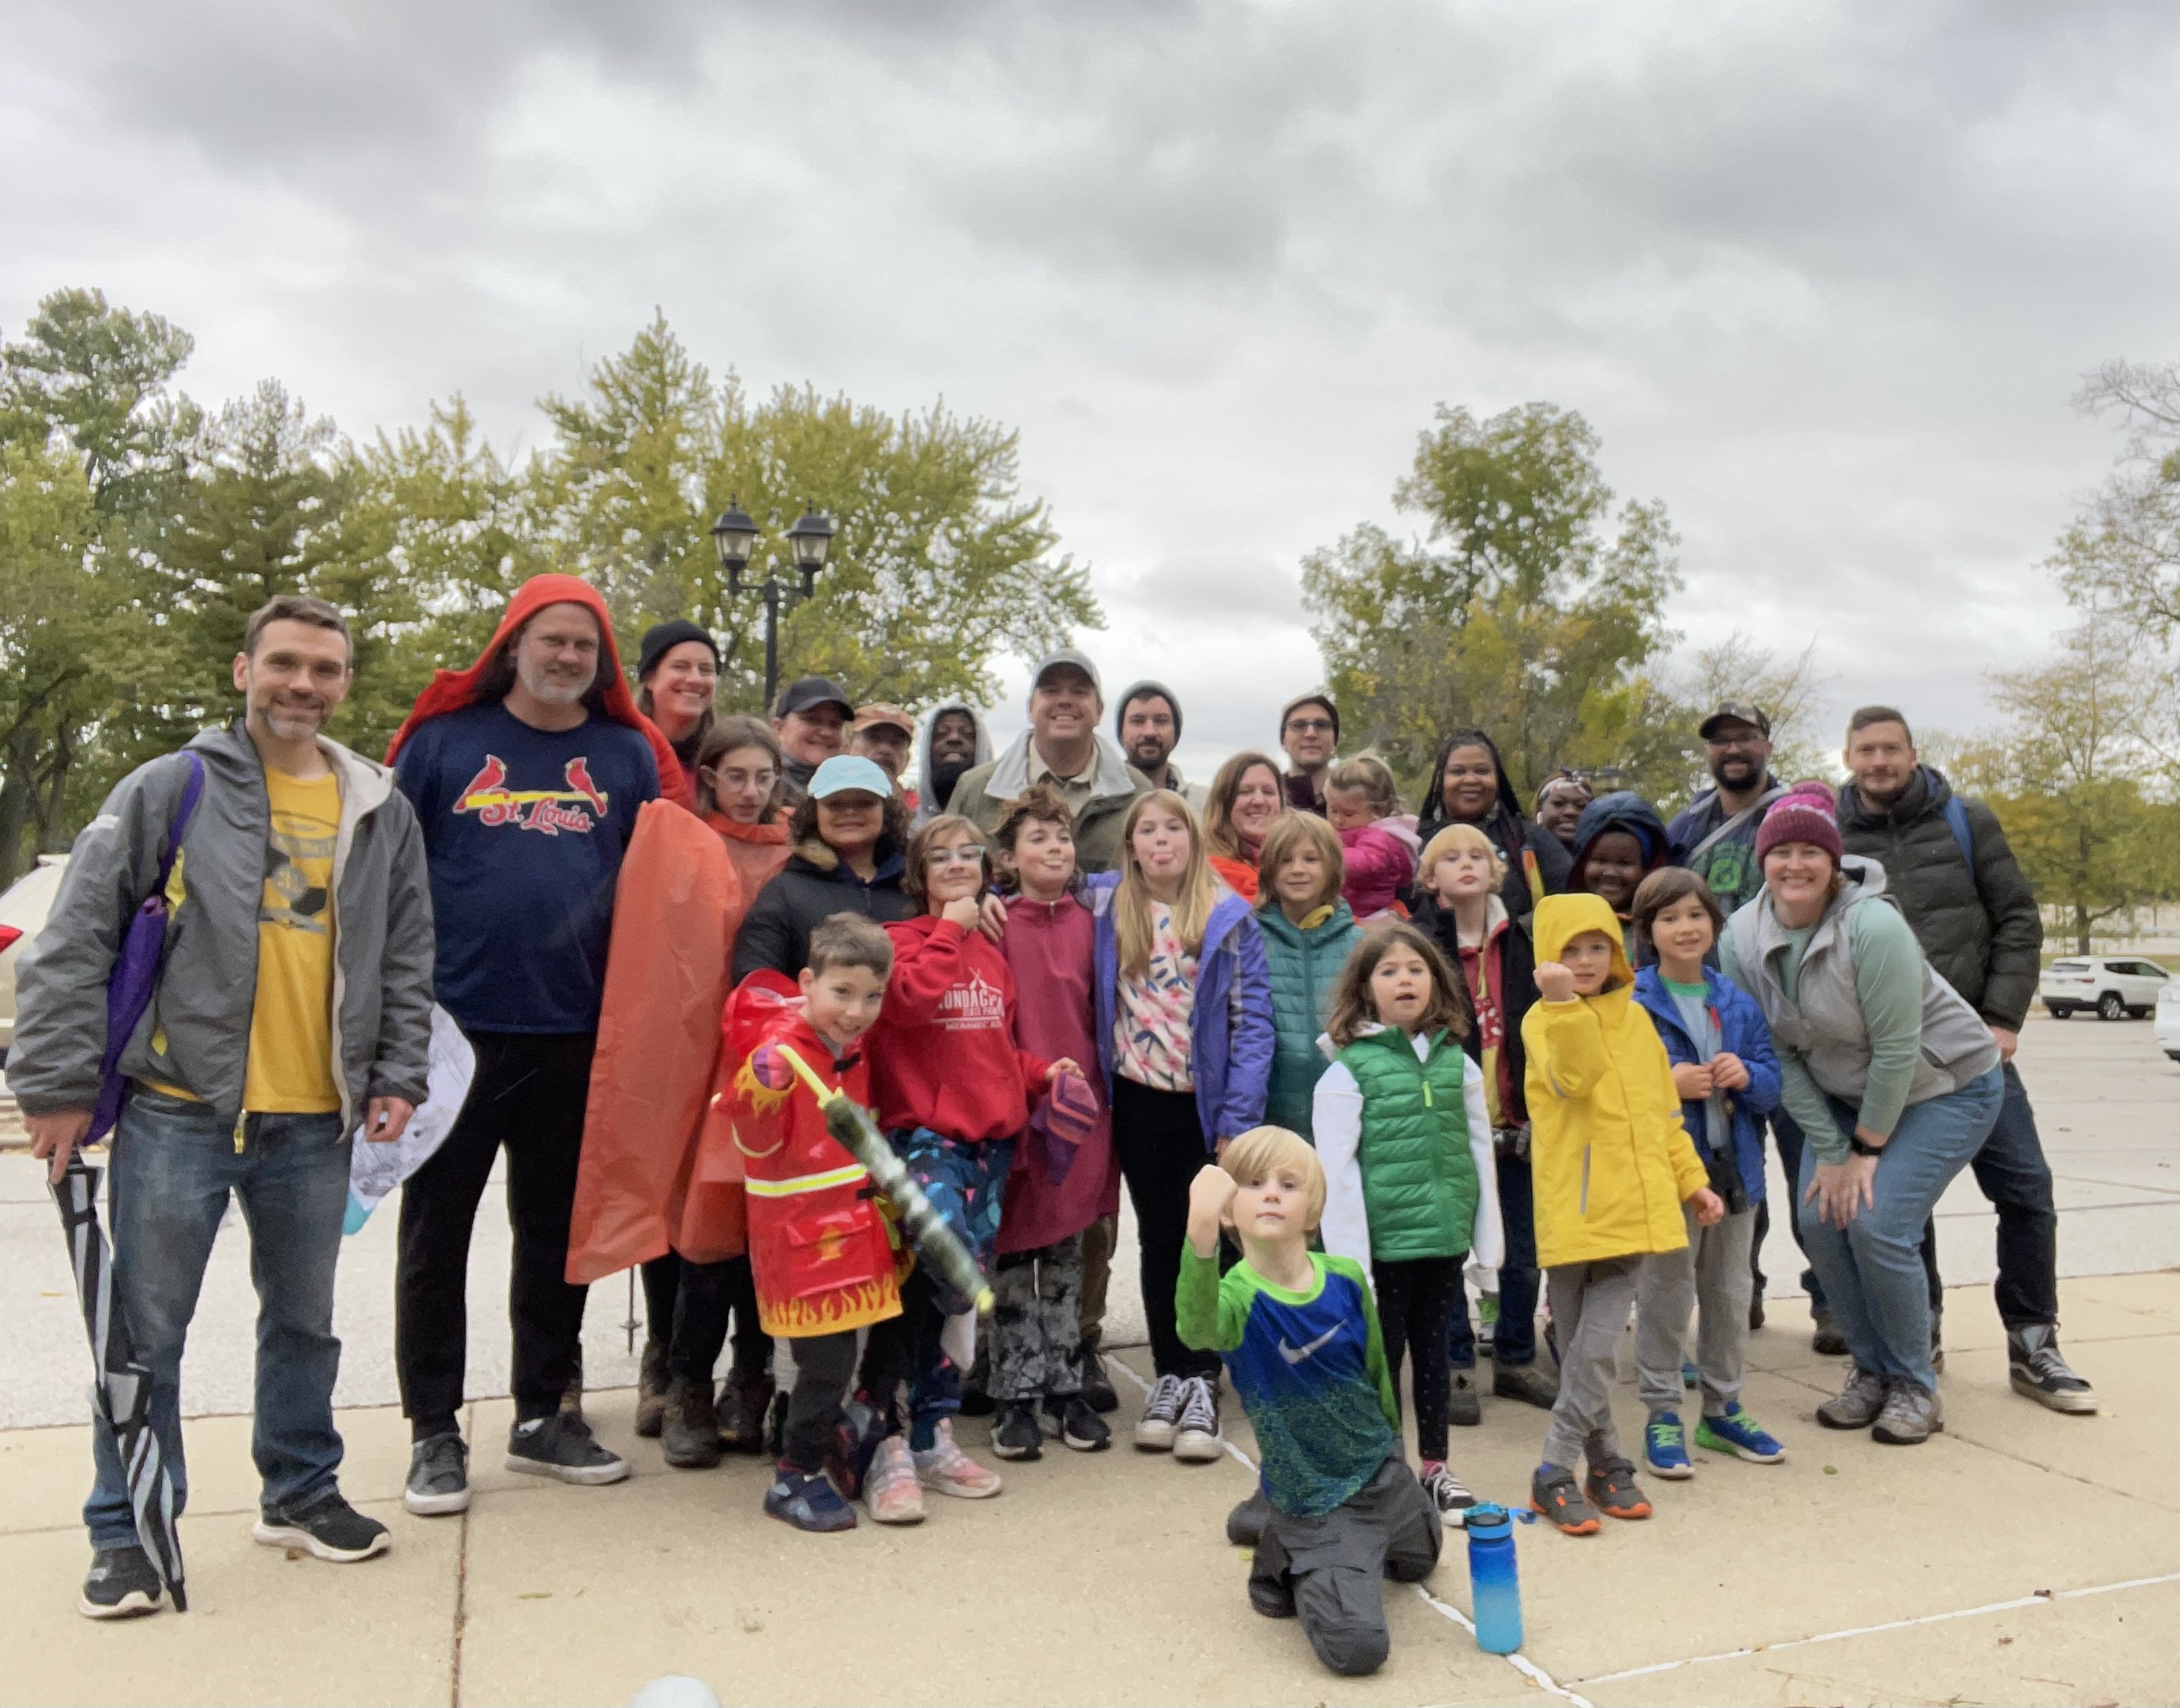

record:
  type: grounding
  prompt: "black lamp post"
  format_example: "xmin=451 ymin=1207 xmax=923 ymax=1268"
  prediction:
xmin=710 ymin=498 xmax=836 ymax=709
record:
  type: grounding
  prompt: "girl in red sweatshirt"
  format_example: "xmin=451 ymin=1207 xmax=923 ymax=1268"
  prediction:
xmin=861 ymin=814 xmax=1077 ymax=1522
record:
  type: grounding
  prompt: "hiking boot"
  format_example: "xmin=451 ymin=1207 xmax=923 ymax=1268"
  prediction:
xmin=1079 ymin=1340 xmax=1119 ymax=1414
xmin=1531 ymin=1464 xmax=1600 ymax=1536
xmin=913 ymin=1420 xmax=1003 ymax=1498
xmin=254 ymin=1490 xmax=391 ymax=1562
xmin=1584 ymin=1457 xmax=1652 ymax=1520
xmin=991 ymin=1401 xmax=1044 ymax=1462
xmin=716 ymin=1367 xmax=775 ymax=1454
xmin=1422 ymin=1463 xmax=1477 ymax=1523
xmin=764 ymin=1465 xmax=855 ymax=1533
xmin=1696 ymin=1401 xmax=1785 ymax=1464
xmin=1172 ymin=1375 xmax=1223 ymax=1462
xmin=1049 ymin=1394 xmax=1110 ymax=1452
xmin=633 ymin=1335 xmax=669 ymax=1439
xmin=403 ymin=1432 xmax=470 ymax=1517
xmin=1493 ymin=1361 xmax=1560 ymax=1409
xmin=1810 ymin=1309 xmax=1848 ymax=1358
xmin=78 ymin=1544 xmax=163 ymax=1620
xmin=661 ymin=1379 xmax=723 ymax=1469
xmin=1816 ymin=1366 xmax=1888 ymax=1430
xmin=1134 ymin=1373 xmax=1185 ymax=1451
xmin=2007 ymin=1324 xmax=2097 ymax=1413
xmin=1643 ymin=1411 xmax=1694 ymax=1479
xmin=1872 ymin=1378 xmax=1944 ymax=1445
xmin=1226 ymin=1486 xmax=1270 ymax=1547
xmin=863 ymin=1437 xmax=925 ymax=1524
xmin=506 ymin=1412 xmax=631 ymax=1486
xmin=1448 ymin=1370 xmax=1481 ymax=1427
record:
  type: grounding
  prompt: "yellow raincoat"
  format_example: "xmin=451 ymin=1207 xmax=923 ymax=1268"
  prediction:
xmin=1521 ymin=894 xmax=1710 ymax=1267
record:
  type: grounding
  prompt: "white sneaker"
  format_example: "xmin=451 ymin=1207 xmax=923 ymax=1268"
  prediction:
xmin=1172 ymin=1376 xmax=1223 ymax=1463
xmin=1134 ymin=1373 xmax=1185 ymax=1451
xmin=1422 ymin=1463 xmax=1477 ymax=1524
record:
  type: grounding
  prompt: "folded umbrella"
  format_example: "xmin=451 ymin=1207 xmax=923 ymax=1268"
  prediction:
xmin=52 ymin=1152 xmax=186 ymax=1611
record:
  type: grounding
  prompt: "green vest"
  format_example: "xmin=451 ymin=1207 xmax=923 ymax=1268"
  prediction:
xmin=1338 ymin=1026 xmax=1481 ymax=1264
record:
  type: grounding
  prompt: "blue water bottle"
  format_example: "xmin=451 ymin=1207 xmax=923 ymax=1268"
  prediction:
xmin=1464 ymin=1503 xmax=1523 ymax=1654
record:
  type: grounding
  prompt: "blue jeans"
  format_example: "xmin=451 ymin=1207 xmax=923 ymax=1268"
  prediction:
xmin=1449 ymin=1149 xmax=1540 ymax=1369
xmin=1795 ymin=1069 xmax=2003 ymax=1393
xmin=86 ymin=1090 xmax=350 ymax=1549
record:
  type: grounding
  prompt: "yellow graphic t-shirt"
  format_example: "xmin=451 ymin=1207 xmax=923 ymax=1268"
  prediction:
xmin=244 ymin=767 xmax=342 ymax=1113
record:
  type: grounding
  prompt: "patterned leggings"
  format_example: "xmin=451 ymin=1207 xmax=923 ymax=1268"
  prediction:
xmin=988 ymin=1235 xmax=1086 ymax=1402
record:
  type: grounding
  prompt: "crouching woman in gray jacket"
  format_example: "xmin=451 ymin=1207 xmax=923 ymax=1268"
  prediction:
xmin=1720 ymin=786 xmax=2001 ymax=1447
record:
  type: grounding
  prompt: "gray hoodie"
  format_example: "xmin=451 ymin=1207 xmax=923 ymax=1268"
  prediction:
xmin=912 ymin=701 xmax=993 ymax=828
xmin=11 ymin=722 xmax=436 ymax=1127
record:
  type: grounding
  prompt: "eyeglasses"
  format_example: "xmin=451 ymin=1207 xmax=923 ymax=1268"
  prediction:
xmin=1285 ymin=718 xmax=1335 ymax=735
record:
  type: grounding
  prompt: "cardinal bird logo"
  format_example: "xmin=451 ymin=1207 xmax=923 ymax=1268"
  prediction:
xmin=453 ymin=754 xmax=610 ymax=835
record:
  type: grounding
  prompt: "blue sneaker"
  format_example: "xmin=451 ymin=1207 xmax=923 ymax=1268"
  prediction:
xmin=1696 ymin=1403 xmax=1785 ymax=1464
xmin=1681 ymin=1360 xmax=1699 ymax=1389
xmin=763 ymin=1465 xmax=857 ymax=1533
xmin=1643 ymin=1411 xmax=1694 ymax=1479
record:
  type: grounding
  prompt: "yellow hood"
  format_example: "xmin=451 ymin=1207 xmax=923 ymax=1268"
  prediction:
xmin=1533 ymin=892 xmax=1632 ymax=988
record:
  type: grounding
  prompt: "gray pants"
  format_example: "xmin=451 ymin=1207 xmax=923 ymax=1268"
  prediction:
xmin=1634 ymin=1205 xmax=1757 ymax=1415
xmin=989 ymin=1235 xmax=1085 ymax=1401
xmin=1542 ymin=1256 xmax=1642 ymax=1470
xmin=1249 ymin=1457 xmax=1442 ymax=1678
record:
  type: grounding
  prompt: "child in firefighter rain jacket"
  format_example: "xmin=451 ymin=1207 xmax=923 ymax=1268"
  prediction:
xmin=857 ymin=814 xmax=1081 ymax=1522
xmin=724 ymin=918 xmax=904 ymax=1535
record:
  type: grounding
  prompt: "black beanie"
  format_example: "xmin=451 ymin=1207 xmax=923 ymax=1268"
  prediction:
xmin=636 ymin=619 xmax=719 ymax=682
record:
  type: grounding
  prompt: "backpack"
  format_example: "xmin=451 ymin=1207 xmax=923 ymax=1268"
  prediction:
xmin=1940 ymin=794 xmax=1975 ymax=871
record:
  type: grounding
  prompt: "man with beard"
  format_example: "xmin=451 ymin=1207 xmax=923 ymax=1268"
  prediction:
xmin=386 ymin=576 xmax=667 ymax=1516
xmin=1665 ymin=702 xmax=1784 ymax=914
xmin=1114 ymin=680 xmax=1207 ymax=809
xmin=1665 ymin=703 xmax=1794 ymax=1334
xmin=16 ymin=595 xmax=435 ymax=1612
xmin=914 ymin=702 xmax=990 ymax=828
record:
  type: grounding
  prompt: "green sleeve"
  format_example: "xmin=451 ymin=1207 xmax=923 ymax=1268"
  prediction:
xmin=1324 ymin=1254 xmax=1401 ymax=1433
xmin=1723 ymin=920 xmax=1847 ymax=1159
xmin=1176 ymin=1246 xmax=1250 ymax=1353
xmin=1849 ymin=903 xmax=1927 ymax=1139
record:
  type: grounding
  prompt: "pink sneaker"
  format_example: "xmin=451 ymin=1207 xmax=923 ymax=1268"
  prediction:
xmin=912 ymin=1420 xmax=1004 ymax=1499
xmin=863 ymin=1437 xmax=925 ymax=1525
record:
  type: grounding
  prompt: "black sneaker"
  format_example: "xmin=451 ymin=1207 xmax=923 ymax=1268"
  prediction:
xmin=1811 ymin=1309 xmax=1848 ymax=1357
xmin=1449 ymin=1369 xmax=1481 ymax=1426
xmin=78 ymin=1544 xmax=163 ymax=1620
xmin=1078 ymin=1340 xmax=1119 ymax=1414
xmin=1226 ymin=1486 xmax=1270 ymax=1547
xmin=405 ymin=1432 xmax=470 ymax=1517
xmin=991 ymin=1401 xmax=1044 ymax=1461
xmin=2008 ymin=1324 xmax=2097 ymax=1413
xmin=1049 ymin=1394 xmax=1111 ymax=1452
xmin=506 ymin=1412 xmax=631 ymax=1486
xmin=253 ymin=1490 xmax=391 ymax=1562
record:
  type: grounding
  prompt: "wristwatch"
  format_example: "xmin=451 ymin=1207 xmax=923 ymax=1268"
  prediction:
xmin=1847 ymin=1134 xmax=1887 ymax=1158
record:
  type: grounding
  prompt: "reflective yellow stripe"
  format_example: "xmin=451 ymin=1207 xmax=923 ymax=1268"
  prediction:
xmin=745 ymin=1162 xmax=869 ymax=1199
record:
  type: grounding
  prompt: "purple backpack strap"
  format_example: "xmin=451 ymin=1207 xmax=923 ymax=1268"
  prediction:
xmin=87 ymin=752 xmax=208 ymax=1142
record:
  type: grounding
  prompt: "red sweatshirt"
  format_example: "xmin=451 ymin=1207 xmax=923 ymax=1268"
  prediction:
xmin=869 ymin=915 xmax=1051 ymax=1142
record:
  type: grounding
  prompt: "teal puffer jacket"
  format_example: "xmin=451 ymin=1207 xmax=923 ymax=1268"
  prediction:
xmin=1257 ymin=900 xmax=1363 ymax=1139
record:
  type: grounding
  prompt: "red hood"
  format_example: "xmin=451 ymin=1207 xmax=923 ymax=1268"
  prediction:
xmin=384 ymin=573 xmax=691 ymax=808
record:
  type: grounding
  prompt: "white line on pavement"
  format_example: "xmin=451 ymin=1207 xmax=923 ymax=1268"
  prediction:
xmin=1570 ymin=1570 xmax=2180 ymax=1687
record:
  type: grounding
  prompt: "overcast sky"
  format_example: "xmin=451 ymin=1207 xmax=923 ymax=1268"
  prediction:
xmin=7 ymin=1 xmax=2177 ymax=775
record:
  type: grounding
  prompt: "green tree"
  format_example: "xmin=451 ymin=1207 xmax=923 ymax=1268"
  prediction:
xmin=533 ymin=314 xmax=1101 ymax=713
xmin=1302 ymin=402 xmax=1680 ymax=800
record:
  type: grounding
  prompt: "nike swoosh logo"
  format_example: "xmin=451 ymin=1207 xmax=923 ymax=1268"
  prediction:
xmin=1278 ymin=1326 xmax=1341 ymax=1365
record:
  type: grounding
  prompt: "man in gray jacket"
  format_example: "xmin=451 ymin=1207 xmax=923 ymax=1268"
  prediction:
xmin=15 ymin=596 xmax=435 ymax=1618
xmin=1838 ymin=706 xmax=2094 ymax=1413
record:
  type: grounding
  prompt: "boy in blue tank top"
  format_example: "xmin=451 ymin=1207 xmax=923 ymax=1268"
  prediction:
xmin=1178 ymin=1127 xmax=1442 ymax=1679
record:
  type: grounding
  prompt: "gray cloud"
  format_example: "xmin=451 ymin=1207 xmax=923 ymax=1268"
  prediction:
xmin=6 ymin=0 xmax=2176 ymax=763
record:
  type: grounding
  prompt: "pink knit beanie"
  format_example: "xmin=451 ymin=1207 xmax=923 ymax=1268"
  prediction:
xmin=1755 ymin=781 xmax=1844 ymax=865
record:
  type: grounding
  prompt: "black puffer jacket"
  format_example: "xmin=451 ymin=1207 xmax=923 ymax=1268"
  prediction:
xmin=1836 ymin=766 xmax=2041 ymax=1031
xmin=729 ymin=837 xmax=918 ymax=982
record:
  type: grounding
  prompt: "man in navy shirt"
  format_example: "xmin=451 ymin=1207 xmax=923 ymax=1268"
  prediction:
xmin=388 ymin=577 xmax=663 ymax=1513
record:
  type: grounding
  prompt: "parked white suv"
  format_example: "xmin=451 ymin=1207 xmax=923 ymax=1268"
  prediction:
xmin=2041 ymin=955 xmax=2172 ymax=1022
xmin=2158 ymin=982 xmax=2180 ymax=1062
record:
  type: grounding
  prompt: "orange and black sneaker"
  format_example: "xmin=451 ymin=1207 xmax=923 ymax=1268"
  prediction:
xmin=1585 ymin=1457 xmax=1653 ymax=1520
xmin=1531 ymin=1464 xmax=1601 ymax=1536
